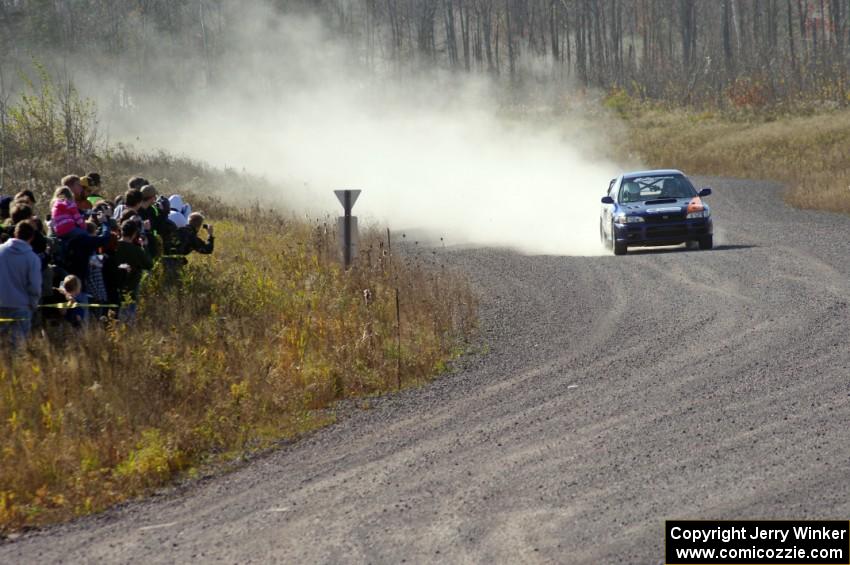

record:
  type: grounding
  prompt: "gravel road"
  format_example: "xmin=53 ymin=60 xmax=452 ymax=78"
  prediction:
xmin=3 ymin=178 xmax=849 ymax=564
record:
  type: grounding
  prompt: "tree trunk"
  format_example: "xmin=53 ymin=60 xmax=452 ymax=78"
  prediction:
xmin=505 ymin=0 xmax=515 ymax=78
xmin=723 ymin=0 xmax=735 ymax=76
xmin=444 ymin=0 xmax=458 ymax=68
xmin=550 ymin=0 xmax=560 ymax=63
xmin=460 ymin=0 xmax=471 ymax=70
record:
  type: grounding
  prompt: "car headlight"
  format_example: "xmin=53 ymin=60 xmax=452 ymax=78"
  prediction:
xmin=614 ymin=214 xmax=644 ymax=223
xmin=686 ymin=210 xmax=710 ymax=219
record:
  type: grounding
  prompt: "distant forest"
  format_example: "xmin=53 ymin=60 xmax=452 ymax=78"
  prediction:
xmin=1 ymin=0 xmax=849 ymax=107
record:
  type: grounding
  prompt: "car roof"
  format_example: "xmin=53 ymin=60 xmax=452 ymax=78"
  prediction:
xmin=621 ymin=169 xmax=684 ymax=180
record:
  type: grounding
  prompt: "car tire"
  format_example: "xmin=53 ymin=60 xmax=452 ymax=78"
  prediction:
xmin=611 ymin=222 xmax=627 ymax=255
xmin=699 ymin=234 xmax=713 ymax=250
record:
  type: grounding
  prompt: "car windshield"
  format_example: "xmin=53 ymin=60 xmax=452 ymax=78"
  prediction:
xmin=619 ymin=175 xmax=697 ymax=203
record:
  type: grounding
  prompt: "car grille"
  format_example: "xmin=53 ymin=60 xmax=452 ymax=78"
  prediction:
xmin=646 ymin=225 xmax=688 ymax=238
xmin=643 ymin=212 xmax=686 ymax=223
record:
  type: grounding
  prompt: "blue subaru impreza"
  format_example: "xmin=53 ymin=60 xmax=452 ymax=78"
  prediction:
xmin=599 ymin=169 xmax=713 ymax=256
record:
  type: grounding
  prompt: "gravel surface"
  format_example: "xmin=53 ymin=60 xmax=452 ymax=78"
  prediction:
xmin=3 ymin=177 xmax=849 ymax=564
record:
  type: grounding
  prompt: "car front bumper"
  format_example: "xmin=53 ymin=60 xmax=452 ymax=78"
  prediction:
xmin=613 ymin=217 xmax=713 ymax=246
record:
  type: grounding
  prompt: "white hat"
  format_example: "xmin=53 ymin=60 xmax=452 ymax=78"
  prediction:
xmin=168 ymin=195 xmax=191 ymax=228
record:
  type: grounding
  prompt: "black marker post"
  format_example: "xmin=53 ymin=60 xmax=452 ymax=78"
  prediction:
xmin=335 ymin=190 xmax=361 ymax=270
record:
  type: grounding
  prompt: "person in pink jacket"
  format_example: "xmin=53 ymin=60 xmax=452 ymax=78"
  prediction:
xmin=50 ymin=186 xmax=86 ymax=238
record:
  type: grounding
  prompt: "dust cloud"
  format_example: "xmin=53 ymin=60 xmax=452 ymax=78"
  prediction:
xmin=113 ymin=5 xmax=636 ymax=256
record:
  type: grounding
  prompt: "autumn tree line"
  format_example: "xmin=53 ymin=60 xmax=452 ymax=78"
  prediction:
xmin=1 ymin=0 xmax=849 ymax=108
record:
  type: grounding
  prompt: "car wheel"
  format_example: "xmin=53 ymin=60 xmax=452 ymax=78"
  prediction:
xmin=699 ymin=234 xmax=714 ymax=250
xmin=611 ymin=222 xmax=627 ymax=255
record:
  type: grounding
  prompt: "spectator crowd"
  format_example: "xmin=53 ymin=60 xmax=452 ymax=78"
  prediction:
xmin=0 ymin=174 xmax=216 ymax=347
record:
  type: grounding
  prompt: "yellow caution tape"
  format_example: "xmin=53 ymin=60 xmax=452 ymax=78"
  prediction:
xmin=39 ymin=303 xmax=119 ymax=310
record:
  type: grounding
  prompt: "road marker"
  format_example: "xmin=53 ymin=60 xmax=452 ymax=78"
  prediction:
xmin=335 ymin=190 xmax=361 ymax=269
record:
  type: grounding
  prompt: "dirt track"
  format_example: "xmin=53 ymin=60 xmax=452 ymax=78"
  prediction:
xmin=3 ymin=177 xmax=849 ymax=564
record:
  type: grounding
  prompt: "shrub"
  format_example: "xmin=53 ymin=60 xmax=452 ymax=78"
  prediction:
xmin=0 ymin=64 xmax=101 ymax=195
xmin=603 ymin=88 xmax=635 ymax=118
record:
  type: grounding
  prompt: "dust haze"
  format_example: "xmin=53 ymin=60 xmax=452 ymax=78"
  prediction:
xmin=111 ymin=5 xmax=636 ymax=256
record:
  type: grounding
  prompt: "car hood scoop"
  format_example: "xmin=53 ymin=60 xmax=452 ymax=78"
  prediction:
xmin=644 ymin=198 xmax=679 ymax=205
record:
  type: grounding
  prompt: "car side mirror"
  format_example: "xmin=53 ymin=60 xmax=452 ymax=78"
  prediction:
xmin=601 ymin=196 xmax=615 ymax=204
xmin=698 ymin=188 xmax=712 ymax=197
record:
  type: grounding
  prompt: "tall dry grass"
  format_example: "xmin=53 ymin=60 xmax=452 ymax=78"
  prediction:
xmin=613 ymin=101 xmax=850 ymax=213
xmin=0 ymin=200 xmax=476 ymax=532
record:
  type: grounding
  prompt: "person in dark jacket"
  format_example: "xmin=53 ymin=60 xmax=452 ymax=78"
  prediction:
xmin=152 ymin=195 xmax=176 ymax=254
xmin=161 ymin=212 xmax=213 ymax=286
xmin=63 ymin=222 xmax=112 ymax=285
xmin=138 ymin=184 xmax=170 ymax=258
xmin=174 ymin=212 xmax=214 ymax=256
xmin=0 ymin=222 xmax=42 ymax=345
xmin=107 ymin=221 xmax=153 ymax=323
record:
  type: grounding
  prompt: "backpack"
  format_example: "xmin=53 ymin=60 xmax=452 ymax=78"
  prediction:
xmin=46 ymin=234 xmax=70 ymax=271
xmin=159 ymin=218 xmax=179 ymax=254
xmin=172 ymin=226 xmax=194 ymax=256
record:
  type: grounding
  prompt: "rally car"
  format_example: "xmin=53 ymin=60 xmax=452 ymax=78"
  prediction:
xmin=599 ymin=169 xmax=713 ymax=256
